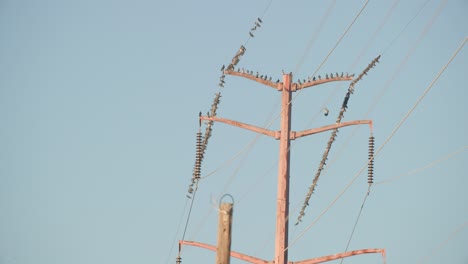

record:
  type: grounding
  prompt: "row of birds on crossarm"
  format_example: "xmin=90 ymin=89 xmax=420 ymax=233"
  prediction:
xmin=219 ymin=66 xmax=356 ymax=86
xmin=298 ymin=72 xmax=355 ymax=84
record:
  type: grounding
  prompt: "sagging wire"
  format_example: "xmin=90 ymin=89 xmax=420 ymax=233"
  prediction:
xmin=376 ymin=145 xmax=468 ymax=185
xmin=296 ymin=55 xmax=381 ymax=225
xmin=340 ymin=132 xmax=374 ymax=264
xmin=339 ymin=189 xmax=371 ymax=264
xmin=288 ymin=36 xmax=467 ymax=253
xmin=417 ymin=221 xmax=468 ymax=264
xmin=186 ymin=15 xmax=266 ymax=195
xmin=177 ymin=17 xmax=268 ymax=264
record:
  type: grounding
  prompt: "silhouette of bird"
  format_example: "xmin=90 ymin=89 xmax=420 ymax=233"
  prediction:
xmin=323 ymin=107 xmax=329 ymax=116
xmin=325 ymin=74 xmax=329 ymax=79
xmin=313 ymin=76 xmax=316 ymax=81
xmin=258 ymin=17 xmax=263 ymax=23
xmin=249 ymin=32 xmax=254 ymax=37
xmin=220 ymin=65 xmax=225 ymax=71
xmin=330 ymin=73 xmax=334 ymax=78
xmin=340 ymin=72 xmax=344 ymax=77
xmin=318 ymin=75 xmax=321 ymax=80
xmin=199 ymin=112 xmax=202 ymax=127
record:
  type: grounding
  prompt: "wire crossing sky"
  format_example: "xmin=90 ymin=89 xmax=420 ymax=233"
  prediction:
xmin=1 ymin=1 xmax=467 ymax=264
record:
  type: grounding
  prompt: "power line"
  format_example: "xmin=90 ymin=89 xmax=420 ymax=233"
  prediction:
xmin=174 ymin=3 xmax=277 ymax=255
xmin=417 ymin=220 xmax=468 ymax=264
xmin=339 ymin=189 xmax=371 ymax=264
xmin=375 ymin=145 xmax=468 ymax=185
xmin=367 ymin=0 xmax=448 ymax=117
xmin=165 ymin=198 xmax=189 ymax=264
xmin=382 ymin=0 xmax=432 ymax=55
xmin=313 ymin=0 xmax=449 ymax=196
xmin=286 ymin=36 xmax=467 ymax=251
xmin=294 ymin=0 xmax=337 ymax=74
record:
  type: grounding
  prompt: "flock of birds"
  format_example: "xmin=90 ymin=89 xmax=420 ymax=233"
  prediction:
xmin=296 ymin=55 xmax=381 ymax=225
xmin=220 ymin=66 xmax=356 ymax=87
xmin=249 ymin=17 xmax=263 ymax=38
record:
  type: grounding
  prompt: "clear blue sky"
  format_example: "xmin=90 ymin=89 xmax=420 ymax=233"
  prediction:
xmin=1 ymin=0 xmax=467 ymax=264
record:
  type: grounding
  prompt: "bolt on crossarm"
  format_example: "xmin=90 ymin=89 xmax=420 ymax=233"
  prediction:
xmin=194 ymin=71 xmax=373 ymax=264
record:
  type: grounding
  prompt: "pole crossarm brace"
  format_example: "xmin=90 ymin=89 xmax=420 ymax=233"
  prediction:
xmin=292 ymin=120 xmax=373 ymax=140
xmin=200 ymin=116 xmax=279 ymax=139
xmin=179 ymin=240 xmax=385 ymax=264
xmin=224 ymin=70 xmax=353 ymax=91
xmin=291 ymin=248 xmax=386 ymax=264
xmin=200 ymin=116 xmax=372 ymax=141
xmin=179 ymin=240 xmax=270 ymax=264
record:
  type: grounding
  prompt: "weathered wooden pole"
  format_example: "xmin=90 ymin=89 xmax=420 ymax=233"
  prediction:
xmin=275 ymin=73 xmax=292 ymax=264
xmin=216 ymin=202 xmax=233 ymax=264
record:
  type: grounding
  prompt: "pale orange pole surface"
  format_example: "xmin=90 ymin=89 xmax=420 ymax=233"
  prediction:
xmin=275 ymin=73 xmax=292 ymax=264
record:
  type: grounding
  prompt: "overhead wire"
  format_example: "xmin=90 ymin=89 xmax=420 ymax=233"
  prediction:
xmin=199 ymin=0 xmax=366 ymax=189
xmin=229 ymin=0 xmax=374 ymax=257
xmin=296 ymin=55 xmax=381 ymax=225
xmin=417 ymin=220 xmax=468 ymax=264
xmin=375 ymin=145 xmax=468 ymax=185
xmin=295 ymin=0 xmax=447 ymax=230
xmin=334 ymin=28 xmax=463 ymax=261
xmin=165 ymin=198 xmax=189 ymax=264
xmin=339 ymin=189 xmax=371 ymax=264
xmin=175 ymin=2 xmax=276 ymax=256
xmin=286 ymin=35 xmax=467 ymax=252
xmin=293 ymin=0 xmax=337 ymax=74
xmin=307 ymin=0 xmax=400 ymax=126
xmin=286 ymin=0 xmax=400 ymax=241
xmin=169 ymin=0 xmax=452 ymax=262
xmin=382 ymin=0 xmax=432 ymax=55
xmin=305 ymin=0 xmax=447 ymax=218
xmin=336 ymin=145 xmax=465 ymax=261
xmin=228 ymin=0 xmax=374 ymax=257
xmin=318 ymin=0 xmax=430 ymax=158
xmin=367 ymin=0 xmax=447 ymax=117
xmin=289 ymin=0 xmax=370 ymax=105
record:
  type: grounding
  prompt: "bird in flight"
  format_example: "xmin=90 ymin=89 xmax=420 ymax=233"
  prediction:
xmin=323 ymin=107 xmax=329 ymax=116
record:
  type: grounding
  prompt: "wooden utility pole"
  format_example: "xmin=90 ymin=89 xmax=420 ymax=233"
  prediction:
xmin=216 ymin=202 xmax=234 ymax=264
xmin=179 ymin=70 xmax=383 ymax=264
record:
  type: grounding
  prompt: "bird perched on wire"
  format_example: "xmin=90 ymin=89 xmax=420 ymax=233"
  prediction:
xmin=323 ymin=107 xmax=329 ymax=116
